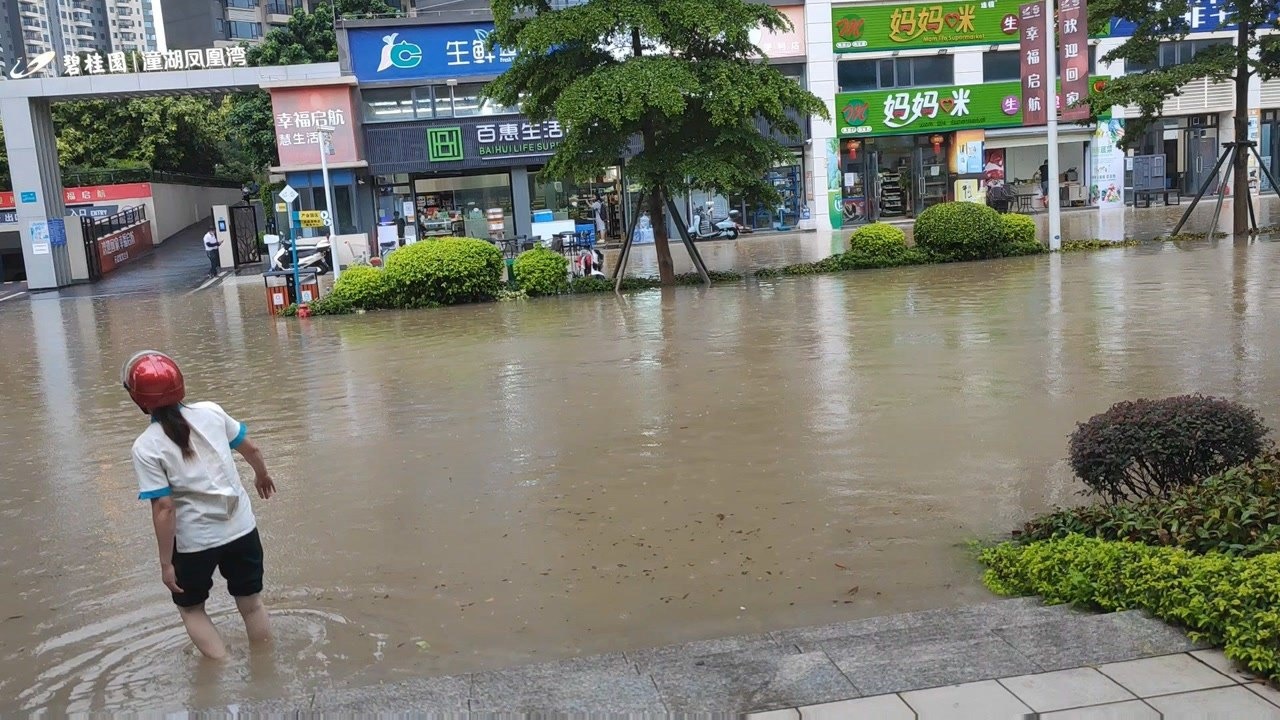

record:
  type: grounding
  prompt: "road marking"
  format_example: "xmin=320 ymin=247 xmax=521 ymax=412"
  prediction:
xmin=0 ymin=291 xmax=28 ymax=303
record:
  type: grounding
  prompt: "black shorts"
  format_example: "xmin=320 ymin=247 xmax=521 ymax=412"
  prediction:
xmin=172 ymin=528 xmax=265 ymax=607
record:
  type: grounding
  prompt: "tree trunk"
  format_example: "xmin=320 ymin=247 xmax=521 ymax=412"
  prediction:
xmin=649 ymin=186 xmax=676 ymax=284
xmin=1233 ymin=15 xmax=1251 ymax=236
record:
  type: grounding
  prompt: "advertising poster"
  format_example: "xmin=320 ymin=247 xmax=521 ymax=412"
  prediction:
xmin=982 ymin=148 xmax=1007 ymax=193
xmin=827 ymin=138 xmax=843 ymax=229
xmin=1091 ymin=119 xmax=1126 ymax=206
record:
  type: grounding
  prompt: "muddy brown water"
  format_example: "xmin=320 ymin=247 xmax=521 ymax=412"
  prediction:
xmin=2 ymin=237 xmax=1278 ymax=713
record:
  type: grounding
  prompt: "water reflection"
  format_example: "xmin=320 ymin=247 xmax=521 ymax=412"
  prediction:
xmin=3 ymin=238 xmax=1280 ymax=713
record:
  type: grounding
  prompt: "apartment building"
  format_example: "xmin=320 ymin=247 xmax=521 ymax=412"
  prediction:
xmin=160 ymin=0 xmax=313 ymax=49
xmin=0 ymin=0 xmax=158 ymax=72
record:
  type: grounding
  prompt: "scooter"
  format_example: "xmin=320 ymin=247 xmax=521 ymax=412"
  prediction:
xmin=271 ymin=235 xmax=332 ymax=275
xmin=571 ymin=245 xmax=607 ymax=279
xmin=689 ymin=202 xmax=739 ymax=240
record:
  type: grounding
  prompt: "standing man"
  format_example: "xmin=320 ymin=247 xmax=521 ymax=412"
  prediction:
xmin=203 ymin=225 xmax=221 ymax=278
xmin=394 ymin=211 xmax=406 ymax=247
xmin=1039 ymin=159 xmax=1051 ymax=206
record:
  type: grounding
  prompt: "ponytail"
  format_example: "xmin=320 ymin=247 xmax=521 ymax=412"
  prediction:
xmin=153 ymin=404 xmax=194 ymax=460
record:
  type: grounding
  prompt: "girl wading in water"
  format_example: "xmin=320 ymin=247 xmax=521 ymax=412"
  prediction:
xmin=123 ymin=351 xmax=278 ymax=660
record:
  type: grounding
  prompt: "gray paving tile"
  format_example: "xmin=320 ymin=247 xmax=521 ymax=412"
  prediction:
xmin=994 ymin=610 xmax=1202 ymax=671
xmin=1191 ymin=649 xmax=1259 ymax=683
xmin=747 ymin=710 xmax=801 ymax=719
xmin=899 ymin=680 xmax=1033 ymax=719
xmin=1098 ymin=653 xmax=1236 ymax=697
xmin=798 ymin=694 xmax=916 ymax=719
xmin=1248 ymin=681 xmax=1280 ymax=709
xmin=648 ymin=648 xmax=857 ymax=713
xmin=1146 ymin=685 xmax=1280 ymax=719
xmin=1041 ymin=699 xmax=1160 ymax=719
xmin=998 ymin=667 xmax=1135 ymax=712
xmin=821 ymin=627 xmax=1041 ymax=696
xmin=628 ymin=632 xmax=787 ymax=670
xmin=470 ymin=652 xmax=664 ymax=713
xmin=310 ymin=675 xmax=470 ymax=712
xmin=773 ymin=598 xmax=1079 ymax=651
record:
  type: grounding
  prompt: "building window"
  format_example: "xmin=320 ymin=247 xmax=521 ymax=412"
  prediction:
xmin=1127 ymin=39 xmax=1227 ymax=73
xmin=451 ymin=83 xmax=518 ymax=117
xmin=227 ymin=0 xmax=257 ymax=8
xmin=227 ymin=20 xmax=260 ymax=39
xmin=982 ymin=50 xmax=1021 ymax=82
xmin=361 ymin=87 xmax=415 ymax=123
xmin=837 ymin=56 xmax=954 ymax=92
xmin=266 ymin=0 xmax=303 ymax=12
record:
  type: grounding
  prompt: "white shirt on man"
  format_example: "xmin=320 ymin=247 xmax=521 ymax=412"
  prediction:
xmin=133 ymin=402 xmax=255 ymax=553
xmin=203 ymin=231 xmax=220 ymax=251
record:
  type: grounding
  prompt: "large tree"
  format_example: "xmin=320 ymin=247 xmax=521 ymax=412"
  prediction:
xmin=53 ymin=96 xmax=230 ymax=177
xmin=487 ymin=0 xmax=828 ymax=284
xmin=227 ymin=0 xmax=393 ymax=172
xmin=1090 ymin=0 xmax=1279 ymax=235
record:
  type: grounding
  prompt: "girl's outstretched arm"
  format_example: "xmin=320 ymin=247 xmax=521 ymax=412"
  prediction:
xmin=235 ymin=438 xmax=276 ymax=499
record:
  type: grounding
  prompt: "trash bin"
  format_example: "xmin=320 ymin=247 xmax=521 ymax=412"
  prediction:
xmin=263 ymin=268 xmax=322 ymax=315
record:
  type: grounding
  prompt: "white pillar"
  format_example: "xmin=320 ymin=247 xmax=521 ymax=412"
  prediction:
xmin=806 ymin=0 xmax=837 ymax=233
xmin=1 ymin=97 xmax=72 ymax=289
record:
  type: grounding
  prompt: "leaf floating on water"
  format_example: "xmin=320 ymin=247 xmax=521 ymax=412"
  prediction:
xmin=834 ymin=563 xmax=849 ymax=570
xmin=415 ymin=640 xmax=431 ymax=651
xmin=846 ymin=586 xmax=860 ymax=596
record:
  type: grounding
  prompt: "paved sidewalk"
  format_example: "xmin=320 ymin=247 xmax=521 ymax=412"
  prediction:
xmin=238 ymin=598 xmax=1279 ymax=716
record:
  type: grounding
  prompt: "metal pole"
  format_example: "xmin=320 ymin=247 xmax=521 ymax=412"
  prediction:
xmin=290 ymin=214 xmax=301 ymax=300
xmin=1207 ymin=145 xmax=1235 ymax=238
xmin=1044 ymin=0 xmax=1061 ymax=252
xmin=665 ymin=197 xmax=711 ymax=285
xmin=319 ymin=126 xmax=341 ymax=282
xmin=1170 ymin=144 xmax=1234 ymax=236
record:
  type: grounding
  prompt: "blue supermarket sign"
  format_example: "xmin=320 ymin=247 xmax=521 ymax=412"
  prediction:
xmin=348 ymin=23 xmax=516 ymax=83
xmin=1109 ymin=0 xmax=1277 ymax=36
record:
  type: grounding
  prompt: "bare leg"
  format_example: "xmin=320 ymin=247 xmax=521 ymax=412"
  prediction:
xmin=235 ymin=594 xmax=272 ymax=645
xmin=178 ymin=604 xmax=228 ymax=660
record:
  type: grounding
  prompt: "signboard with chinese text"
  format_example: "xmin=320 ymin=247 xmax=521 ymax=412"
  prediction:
xmin=366 ymin=115 xmax=567 ymax=174
xmin=0 ymin=183 xmax=151 ymax=210
xmin=1019 ymin=2 xmax=1048 ymax=127
xmin=834 ymin=78 xmax=1107 ymax=137
xmin=347 ymin=23 xmax=516 ymax=83
xmin=95 ymin=220 xmax=154 ymax=275
xmin=270 ymin=85 xmax=359 ymax=169
xmin=752 ymin=5 xmax=808 ymax=57
xmin=1108 ymin=0 xmax=1274 ymax=36
xmin=1059 ymin=0 xmax=1090 ymax=121
xmin=13 ymin=47 xmax=247 ymax=80
xmin=832 ymin=0 xmax=1021 ymax=53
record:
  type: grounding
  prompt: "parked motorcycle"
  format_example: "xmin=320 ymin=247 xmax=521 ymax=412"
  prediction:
xmin=271 ymin=235 xmax=332 ymax=275
xmin=689 ymin=202 xmax=739 ymax=240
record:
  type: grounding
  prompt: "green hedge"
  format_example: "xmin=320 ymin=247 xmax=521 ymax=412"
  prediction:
xmin=326 ymin=264 xmax=389 ymax=311
xmin=842 ymin=222 xmax=916 ymax=269
xmin=513 ymin=247 xmax=569 ymax=296
xmin=998 ymin=214 xmax=1045 ymax=256
xmin=1020 ymin=456 xmax=1280 ymax=556
xmin=383 ymin=237 xmax=503 ymax=307
xmin=913 ymin=201 xmax=1003 ymax=262
xmin=981 ymin=535 xmax=1280 ymax=682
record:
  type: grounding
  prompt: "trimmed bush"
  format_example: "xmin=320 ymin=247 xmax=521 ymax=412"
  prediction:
xmin=997 ymin=213 xmax=1045 ymax=256
xmin=913 ymin=201 xmax=1002 ymax=261
xmin=383 ymin=237 xmax=503 ymax=307
xmin=842 ymin=222 xmax=914 ymax=269
xmin=513 ymin=247 xmax=569 ymax=296
xmin=1020 ymin=454 xmax=1280 ymax=556
xmin=980 ymin=535 xmax=1280 ymax=682
xmin=1068 ymin=395 xmax=1270 ymax=503
xmin=326 ymin=264 xmax=389 ymax=311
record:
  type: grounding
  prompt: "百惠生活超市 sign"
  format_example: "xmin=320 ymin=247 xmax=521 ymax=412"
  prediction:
xmin=834 ymin=78 xmax=1108 ymax=137
xmin=832 ymin=0 xmax=1022 ymax=53
xmin=347 ymin=23 xmax=516 ymax=82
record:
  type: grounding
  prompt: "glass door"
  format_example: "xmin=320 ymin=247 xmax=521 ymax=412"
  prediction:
xmin=914 ymin=138 xmax=949 ymax=215
xmin=1183 ymin=127 xmax=1220 ymax=195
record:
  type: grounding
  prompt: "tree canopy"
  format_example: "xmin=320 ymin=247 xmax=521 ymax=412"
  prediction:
xmin=1088 ymin=0 xmax=1278 ymax=233
xmin=486 ymin=0 xmax=828 ymax=283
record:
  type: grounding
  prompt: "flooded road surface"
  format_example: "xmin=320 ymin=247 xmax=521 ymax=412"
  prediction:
xmin=3 ymin=236 xmax=1280 ymax=713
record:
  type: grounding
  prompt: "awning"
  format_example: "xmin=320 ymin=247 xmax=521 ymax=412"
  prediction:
xmin=983 ymin=125 xmax=1096 ymax=149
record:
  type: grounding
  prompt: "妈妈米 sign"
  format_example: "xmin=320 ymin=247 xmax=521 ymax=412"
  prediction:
xmin=832 ymin=0 xmax=1021 ymax=53
xmin=835 ymin=78 xmax=1108 ymax=137
xmin=348 ymin=23 xmax=516 ymax=83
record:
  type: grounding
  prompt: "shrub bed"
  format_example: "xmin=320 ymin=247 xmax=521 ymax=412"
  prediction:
xmin=981 ymin=535 xmax=1280 ymax=682
xmin=383 ymin=237 xmax=503 ymax=307
xmin=913 ymin=201 xmax=1003 ymax=262
xmin=1068 ymin=395 xmax=1270 ymax=503
xmin=997 ymin=213 xmax=1045 ymax=256
xmin=1020 ymin=455 xmax=1280 ymax=556
xmin=325 ymin=264 xmax=389 ymax=311
xmin=842 ymin=222 xmax=918 ymax=269
xmin=513 ymin=247 xmax=569 ymax=296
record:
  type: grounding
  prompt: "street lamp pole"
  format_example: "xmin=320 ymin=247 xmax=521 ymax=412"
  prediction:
xmin=319 ymin=125 xmax=341 ymax=281
xmin=1044 ymin=0 xmax=1062 ymax=251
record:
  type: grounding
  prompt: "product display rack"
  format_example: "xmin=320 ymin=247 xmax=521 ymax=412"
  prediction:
xmin=879 ymin=171 xmax=906 ymax=217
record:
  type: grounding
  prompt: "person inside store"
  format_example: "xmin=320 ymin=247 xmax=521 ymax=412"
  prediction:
xmin=591 ymin=194 xmax=608 ymax=242
xmin=394 ymin=211 xmax=406 ymax=247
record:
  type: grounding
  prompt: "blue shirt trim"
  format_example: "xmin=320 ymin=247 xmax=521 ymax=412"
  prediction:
xmin=139 ymin=487 xmax=172 ymax=500
xmin=230 ymin=422 xmax=247 ymax=449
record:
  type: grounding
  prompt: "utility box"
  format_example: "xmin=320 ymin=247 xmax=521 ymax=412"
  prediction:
xmin=1132 ymin=155 xmax=1167 ymax=192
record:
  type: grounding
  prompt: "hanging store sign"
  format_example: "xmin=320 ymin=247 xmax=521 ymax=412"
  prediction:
xmin=832 ymin=0 xmax=1021 ymax=53
xmin=1059 ymin=0 xmax=1091 ymax=122
xmin=347 ymin=23 xmax=516 ymax=83
xmin=835 ymin=78 xmax=1107 ymax=137
xmin=1019 ymin=2 xmax=1048 ymax=127
xmin=270 ymin=85 xmax=360 ymax=169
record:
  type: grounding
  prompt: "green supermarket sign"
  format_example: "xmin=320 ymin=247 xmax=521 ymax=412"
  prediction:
xmin=835 ymin=78 xmax=1108 ymax=137
xmin=833 ymin=0 xmax=1022 ymax=53
xmin=426 ymin=126 xmax=464 ymax=162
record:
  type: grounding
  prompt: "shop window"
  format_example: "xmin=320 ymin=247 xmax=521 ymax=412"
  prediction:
xmin=528 ymin=168 xmax=624 ymax=240
xmin=362 ymin=87 xmax=415 ymax=123
xmin=838 ymin=56 xmax=954 ymax=92
xmin=308 ymin=186 xmax=356 ymax=235
xmin=1127 ymin=39 xmax=1229 ymax=73
xmin=413 ymin=173 xmax=514 ymax=239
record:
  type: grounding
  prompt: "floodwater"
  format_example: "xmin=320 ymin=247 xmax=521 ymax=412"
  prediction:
xmin=3 ymin=233 xmax=1280 ymax=713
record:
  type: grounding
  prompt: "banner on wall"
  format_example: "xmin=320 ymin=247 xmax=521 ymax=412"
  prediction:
xmin=1059 ymin=0 xmax=1090 ymax=122
xmin=1019 ymin=3 xmax=1048 ymax=127
xmin=826 ymin=138 xmax=843 ymax=229
xmin=1090 ymin=118 xmax=1125 ymax=206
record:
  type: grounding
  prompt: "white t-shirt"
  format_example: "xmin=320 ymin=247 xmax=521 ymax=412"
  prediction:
xmin=133 ymin=401 xmax=255 ymax=554
xmin=203 ymin=232 xmax=219 ymax=251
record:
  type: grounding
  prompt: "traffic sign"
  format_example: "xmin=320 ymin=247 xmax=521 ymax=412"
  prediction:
xmin=275 ymin=202 xmax=287 ymax=213
xmin=298 ymin=210 xmax=330 ymax=228
xmin=278 ymin=184 xmax=299 ymax=204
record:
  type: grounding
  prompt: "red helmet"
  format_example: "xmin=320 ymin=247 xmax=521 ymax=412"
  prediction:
xmin=122 ymin=351 xmax=185 ymax=414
